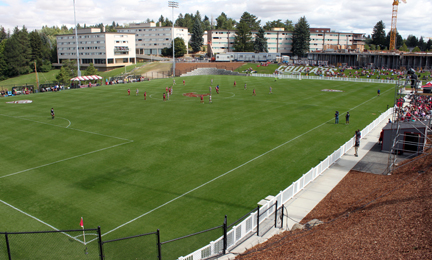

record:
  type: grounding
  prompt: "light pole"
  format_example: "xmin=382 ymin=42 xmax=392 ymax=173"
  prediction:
xmin=168 ymin=1 xmax=178 ymax=77
xmin=73 ymin=0 xmax=81 ymax=78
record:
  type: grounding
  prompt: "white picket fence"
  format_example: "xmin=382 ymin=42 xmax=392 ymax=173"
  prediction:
xmin=251 ymin=73 xmax=397 ymax=84
xmin=179 ymin=107 xmax=394 ymax=260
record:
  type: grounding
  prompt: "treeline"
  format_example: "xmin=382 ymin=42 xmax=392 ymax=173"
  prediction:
xmin=367 ymin=20 xmax=432 ymax=52
xmin=1 ymin=14 xmax=431 ymax=82
xmin=0 ymin=22 xmax=119 ymax=81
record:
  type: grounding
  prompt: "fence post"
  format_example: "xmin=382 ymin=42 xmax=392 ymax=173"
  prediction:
xmin=256 ymin=206 xmax=260 ymax=236
xmin=97 ymin=226 xmax=104 ymax=260
xmin=5 ymin=232 xmax=12 ymax=260
xmin=223 ymin=215 xmax=227 ymax=255
xmin=281 ymin=205 xmax=284 ymax=230
xmin=274 ymin=200 xmax=278 ymax=228
xmin=157 ymin=229 xmax=162 ymax=260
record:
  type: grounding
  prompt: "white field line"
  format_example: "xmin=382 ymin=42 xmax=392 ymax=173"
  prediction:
xmin=57 ymin=117 xmax=71 ymax=128
xmin=0 ymin=199 xmax=85 ymax=244
xmin=88 ymin=89 xmax=392 ymax=243
xmin=0 ymin=114 xmax=132 ymax=142
xmin=0 ymin=141 xmax=132 ymax=180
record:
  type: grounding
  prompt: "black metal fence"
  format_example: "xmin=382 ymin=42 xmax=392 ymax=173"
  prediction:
xmin=1 ymin=228 xmax=102 ymax=260
xmin=1 ymin=206 xmax=285 ymax=260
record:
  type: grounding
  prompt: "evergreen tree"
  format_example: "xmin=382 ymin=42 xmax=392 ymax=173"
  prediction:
xmin=190 ymin=17 xmax=204 ymax=53
xmin=399 ymin=43 xmax=409 ymax=52
xmin=238 ymin=12 xmax=260 ymax=31
xmin=203 ymin=16 xmax=211 ymax=31
xmin=411 ymin=46 xmax=421 ymax=52
xmin=216 ymin=12 xmax=227 ymax=29
xmin=215 ymin=12 xmax=237 ymax=30
xmin=0 ymin=39 xmax=8 ymax=80
xmin=4 ymin=26 xmax=32 ymax=76
xmin=84 ymin=63 xmax=99 ymax=75
xmin=405 ymin=35 xmax=418 ymax=48
xmin=418 ymin=37 xmax=426 ymax=51
xmin=284 ymin=19 xmax=294 ymax=31
xmin=29 ymin=31 xmax=44 ymax=71
xmin=426 ymin=39 xmax=432 ymax=52
xmin=371 ymin=20 xmax=386 ymax=48
xmin=0 ymin=26 xmax=7 ymax=41
xmin=292 ymin=16 xmax=310 ymax=57
xmin=263 ymin=20 xmax=285 ymax=31
xmin=233 ymin=18 xmax=254 ymax=52
xmin=386 ymin=30 xmax=403 ymax=49
xmin=254 ymin=27 xmax=268 ymax=53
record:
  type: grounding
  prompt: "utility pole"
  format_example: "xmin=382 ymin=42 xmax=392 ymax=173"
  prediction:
xmin=73 ymin=0 xmax=81 ymax=86
xmin=168 ymin=1 xmax=178 ymax=77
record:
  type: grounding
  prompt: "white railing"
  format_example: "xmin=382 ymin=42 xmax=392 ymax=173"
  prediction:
xmin=251 ymin=73 xmax=397 ymax=84
xmin=179 ymin=107 xmax=394 ymax=260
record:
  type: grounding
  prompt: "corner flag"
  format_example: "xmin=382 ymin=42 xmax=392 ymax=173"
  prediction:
xmin=80 ymin=217 xmax=84 ymax=228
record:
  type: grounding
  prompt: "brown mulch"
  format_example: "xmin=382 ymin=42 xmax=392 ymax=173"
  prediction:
xmin=236 ymin=152 xmax=432 ymax=260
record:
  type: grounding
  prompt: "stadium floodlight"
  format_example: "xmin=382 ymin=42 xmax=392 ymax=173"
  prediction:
xmin=168 ymin=1 xmax=178 ymax=77
xmin=73 ymin=0 xmax=81 ymax=78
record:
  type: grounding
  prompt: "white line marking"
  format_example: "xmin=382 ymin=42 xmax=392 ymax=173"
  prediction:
xmin=0 ymin=141 xmax=132 ymax=179
xmin=88 ymin=89 xmax=392 ymax=243
xmin=0 ymin=199 xmax=85 ymax=244
xmin=58 ymin=117 xmax=71 ymax=128
xmin=0 ymin=114 xmax=132 ymax=142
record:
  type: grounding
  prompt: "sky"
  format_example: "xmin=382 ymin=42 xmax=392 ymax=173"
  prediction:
xmin=0 ymin=0 xmax=430 ymax=39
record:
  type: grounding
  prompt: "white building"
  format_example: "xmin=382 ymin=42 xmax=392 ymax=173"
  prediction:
xmin=56 ymin=28 xmax=136 ymax=70
xmin=117 ymin=22 xmax=189 ymax=56
xmin=207 ymin=28 xmax=364 ymax=56
xmin=309 ymin=28 xmax=365 ymax=52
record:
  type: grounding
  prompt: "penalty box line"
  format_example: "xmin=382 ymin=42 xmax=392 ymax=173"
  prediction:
xmin=0 ymin=199 xmax=86 ymax=245
xmin=88 ymin=91 xmax=389 ymax=243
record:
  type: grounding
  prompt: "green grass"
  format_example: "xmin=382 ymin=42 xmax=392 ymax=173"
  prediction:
xmin=0 ymin=75 xmax=394 ymax=259
xmin=235 ymin=63 xmax=280 ymax=74
xmin=0 ymin=70 xmax=59 ymax=89
xmin=0 ymin=63 xmax=146 ymax=91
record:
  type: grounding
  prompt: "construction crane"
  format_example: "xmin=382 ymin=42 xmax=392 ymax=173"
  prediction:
xmin=389 ymin=0 xmax=407 ymax=51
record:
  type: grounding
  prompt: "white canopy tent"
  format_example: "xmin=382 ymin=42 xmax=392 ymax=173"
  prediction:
xmin=70 ymin=75 xmax=103 ymax=81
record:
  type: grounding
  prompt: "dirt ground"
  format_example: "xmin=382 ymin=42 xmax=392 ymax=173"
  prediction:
xmin=236 ymin=151 xmax=432 ymax=259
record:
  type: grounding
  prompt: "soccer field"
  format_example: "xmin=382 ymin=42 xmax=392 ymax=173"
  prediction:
xmin=0 ymin=75 xmax=394 ymax=259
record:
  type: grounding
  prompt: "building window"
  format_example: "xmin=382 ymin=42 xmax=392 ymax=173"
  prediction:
xmin=108 ymin=59 xmax=113 ymax=64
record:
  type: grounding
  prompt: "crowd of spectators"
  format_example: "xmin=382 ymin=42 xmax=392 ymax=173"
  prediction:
xmin=396 ymin=94 xmax=432 ymax=123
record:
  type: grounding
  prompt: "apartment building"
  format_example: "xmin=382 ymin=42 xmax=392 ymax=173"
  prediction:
xmin=117 ymin=22 xmax=189 ymax=56
xmin=207 ymin=28 xmax=364 ymax=55
xmin=309 ymin=28 xmax=365 ymax=52
xmin=56 ymin=28 xmax=136 ymax=70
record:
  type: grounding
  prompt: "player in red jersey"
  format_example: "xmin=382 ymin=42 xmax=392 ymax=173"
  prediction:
xmin=163 ymin=92 xmax=166 ymax=101
xmin=127 ymin=89 xmax=130 ymax=95
xmin=234 ymin=80 xmax=236 ymax=87
xmin=200 ymin=95 xmax=204 ymax=104
xmin=252 ymin=89 xmax=256 ymax=96
xmin=183 ymin=80 xmax=185 ymax=86
xmin=144 ymin=91 xmax=147 ymax=100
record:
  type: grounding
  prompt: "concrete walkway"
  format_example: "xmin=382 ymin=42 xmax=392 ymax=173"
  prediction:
xmin=218 ymin=114 xmax=391 ymax=260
